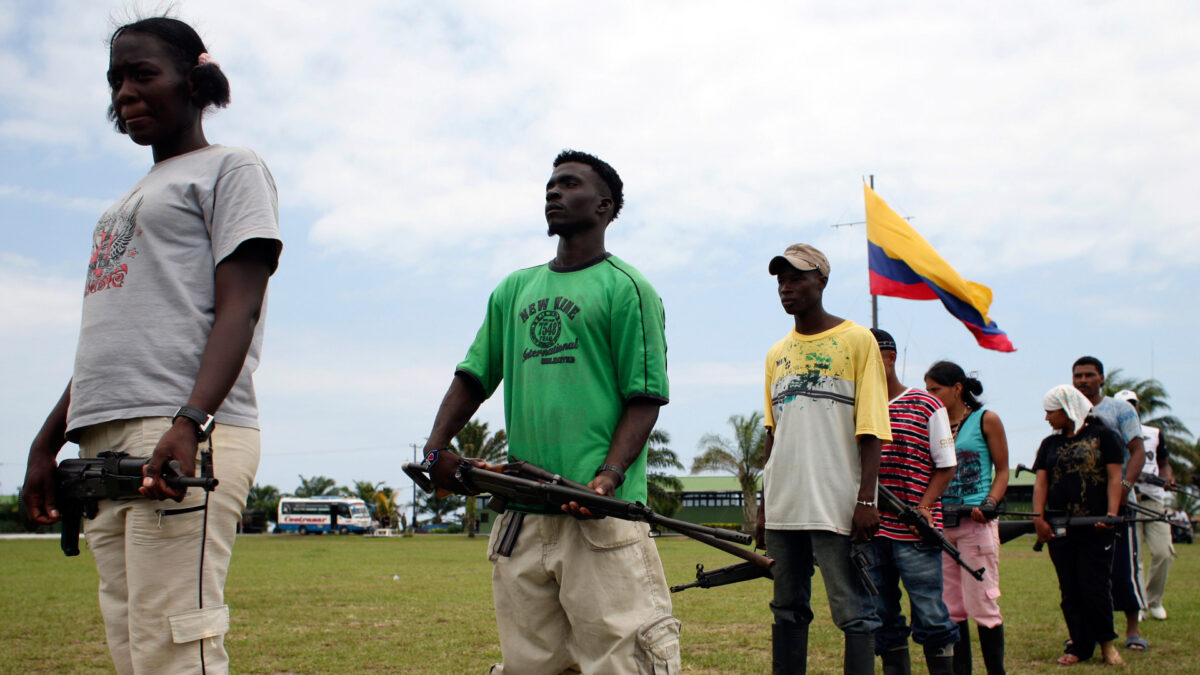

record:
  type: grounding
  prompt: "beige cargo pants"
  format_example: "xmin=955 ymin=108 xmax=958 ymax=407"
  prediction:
xmin=487 ymin=511 xmax=682 ymax=674
xmin=80 ymin=417 xmax=260 ymax=675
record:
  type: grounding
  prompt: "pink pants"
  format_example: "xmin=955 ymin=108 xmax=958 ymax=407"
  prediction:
xmin=941 ymin=518 xmax=1003 ymax=627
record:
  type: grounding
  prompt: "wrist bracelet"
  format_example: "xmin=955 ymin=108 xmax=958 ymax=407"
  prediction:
xmin=596 ymin=464 xmax=625 ymax=487
xmin=1120 ymin=479 xmax=1133 ymax=490
xmin=856 ymin=499 xmax=876 ymax=508
xmin=420 ymin=447 xmax=451 ymax=471
xmin=916 ymin=504 xmax=932 ymax=512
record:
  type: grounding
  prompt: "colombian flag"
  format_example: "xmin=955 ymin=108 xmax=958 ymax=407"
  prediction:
xmin=865 ymin=184 xmax=1015 ymax=352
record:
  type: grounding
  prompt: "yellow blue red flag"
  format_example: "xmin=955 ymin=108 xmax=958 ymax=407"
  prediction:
xmin=864 ymin=184 xmax=1015 ymax=352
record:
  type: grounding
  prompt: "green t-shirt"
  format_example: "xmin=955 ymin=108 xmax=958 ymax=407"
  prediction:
xmin=457 ymin=253 xmax=669 ymax=509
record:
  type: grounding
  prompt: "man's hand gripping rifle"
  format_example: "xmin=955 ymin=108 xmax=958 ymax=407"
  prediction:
xmin=405 ymin=458 xmax=773 ymax=570
xmin=1137 ymin=471 xmax=1200 ymax=499
xmin=23 ymin=450 xmax=219 ymax=557
xmin=877 ymin=484 xmax=985 ymax=582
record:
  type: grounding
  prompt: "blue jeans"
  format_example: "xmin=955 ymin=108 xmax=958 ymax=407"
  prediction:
xmin=870 ymin=537 xmax=959 ymax=652
xmin=767 ymin=529 xmax=881 ymax=634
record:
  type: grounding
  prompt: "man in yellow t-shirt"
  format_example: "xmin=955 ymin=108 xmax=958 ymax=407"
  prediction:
xmin=755 ymin=243 xmax=892 ymax=675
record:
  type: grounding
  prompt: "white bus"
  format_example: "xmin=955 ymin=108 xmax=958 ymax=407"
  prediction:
xmin=276 ymin=496 xmax=373 ymax=535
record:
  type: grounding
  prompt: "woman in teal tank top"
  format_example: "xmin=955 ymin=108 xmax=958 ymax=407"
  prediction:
xmin=926 ymin=361 xmax=1010 ymax=675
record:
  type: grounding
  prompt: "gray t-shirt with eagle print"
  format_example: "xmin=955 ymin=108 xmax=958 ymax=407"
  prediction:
xmin=67 ymin=144 xmax=280 ymax=437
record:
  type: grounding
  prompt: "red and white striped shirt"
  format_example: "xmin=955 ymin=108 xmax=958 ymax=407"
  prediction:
xmin=877 ymin=388 xmax=956 ymax=542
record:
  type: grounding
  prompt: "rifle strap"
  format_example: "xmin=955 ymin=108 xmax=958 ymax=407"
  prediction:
xmin=496 ymin=512 xmax=525 ymax=557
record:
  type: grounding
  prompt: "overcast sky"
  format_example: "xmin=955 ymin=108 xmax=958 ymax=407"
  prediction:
xmin=2 ymin=1 xmax=1197 ymax=501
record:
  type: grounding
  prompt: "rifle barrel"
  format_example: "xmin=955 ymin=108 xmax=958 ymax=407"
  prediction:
xmin=458 ymin=463 xmax=764 ymax=561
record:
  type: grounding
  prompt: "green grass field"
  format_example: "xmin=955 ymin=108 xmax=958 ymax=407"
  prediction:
xmin=3 ymin=534 xmax=1198 ymax=674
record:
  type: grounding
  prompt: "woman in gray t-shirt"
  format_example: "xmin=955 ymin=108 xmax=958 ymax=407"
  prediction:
xmin=22 ymin=17 xmax=281 ymax=675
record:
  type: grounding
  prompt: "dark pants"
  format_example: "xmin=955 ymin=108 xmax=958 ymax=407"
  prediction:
xmin=1048 ymin=528 xmax=1117 ymax=660
xmin=767 ymin=529 xmax=881 ymax=634
xmin=1109 ymin=520 xmax=1145 ymax=613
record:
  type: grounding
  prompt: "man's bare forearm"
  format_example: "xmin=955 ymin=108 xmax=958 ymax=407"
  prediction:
xmin=601 ymin=399 xmax=661 ymax=472
xmin=425 ymin=374 xmax=486 ymax=452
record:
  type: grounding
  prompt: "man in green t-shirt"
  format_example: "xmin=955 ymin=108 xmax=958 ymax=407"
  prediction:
xmin=419 ymin=150 xmax=678 ymax=674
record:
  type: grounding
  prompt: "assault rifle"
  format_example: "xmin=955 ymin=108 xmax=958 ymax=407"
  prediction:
xmin=671 ymin=560 xmax=772 ymax=593
xmin=942 ymin=502 xmax=1035 ymax=528
xmin=877 ymin=484 xmax=986 ymax=581
xmin=1137 ymin=472 xmax=1200 ymax=498
xmin=22 ymin=450 xmax=219 ymax=557
xmin=1027 ymin=509 xmax=1173 ymax=552
xmin=671 ymin=542 xmax=878 ymax=595
xmin=404 ymin=459 xmax=773 ymax=569
xmin=991 ymin=505 xmax=1172 ymax=551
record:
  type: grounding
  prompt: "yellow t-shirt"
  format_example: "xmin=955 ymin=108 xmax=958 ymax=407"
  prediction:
xmin=763 ymin=320 xmax=891 ymax=534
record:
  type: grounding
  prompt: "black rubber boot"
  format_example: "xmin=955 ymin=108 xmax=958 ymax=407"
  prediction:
xmin=772 ymin=622 xmax=808 ymax=675
xmin=977 ymin=624 xmax=1006 ymax=675
xmin=953 ymin=621 xmax=972 ymax=675
xmin=924 ymin=642 xmax=955 ymax=675
xmin=844 ymin=633 xmax=875 ymax=675
xmin=881 ymin=645 xmax=911 ymax=675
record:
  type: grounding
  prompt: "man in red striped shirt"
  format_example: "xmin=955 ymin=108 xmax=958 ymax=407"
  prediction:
xmin=869 ymin=329 xmax=959 ymax=675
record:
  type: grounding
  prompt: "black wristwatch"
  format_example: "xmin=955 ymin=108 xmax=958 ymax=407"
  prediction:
xmin=173 ymin=405 xmax=215 ymax=441
xmin=595 ymin=464 xmax=626 ymax=487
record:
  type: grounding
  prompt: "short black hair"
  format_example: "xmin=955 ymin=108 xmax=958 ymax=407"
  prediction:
xmin=107 ymin=17 xmax=230 ymax=133
xmin=1072 ymin=355 xmax=1104 ymax=376
xmin=553 ymin=150 xmax=624 ymax=221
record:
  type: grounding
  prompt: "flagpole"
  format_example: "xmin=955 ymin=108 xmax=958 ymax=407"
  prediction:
xmin=869 ymin=174 xmax=878 ymax=330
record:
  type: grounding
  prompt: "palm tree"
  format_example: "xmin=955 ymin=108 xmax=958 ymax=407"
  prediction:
xmin=455 ymin=419 xmax=509 ymax=537
xmin=419 ymin=492 xmax=465 ymax=525
xmin=374 ymin=488 xmax=405 ymax=529
xmin=246 ymin=483 xmax=281 ymax=519
xmin=294 ymin=475 xmax=339 ymax=498
xmin=646 ymin=429 xmax=684 ymax=517
xmin=341 ymin=480 xmax=385 ymax=504
xmin=691 ymin=411 xmax=766 ymax=532
xmin=1103 ymin=370 xmax=1197 ymax=484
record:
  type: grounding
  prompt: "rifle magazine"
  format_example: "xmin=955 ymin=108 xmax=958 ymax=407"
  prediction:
xmin=495 ymin=512 xmax=525 ymax=558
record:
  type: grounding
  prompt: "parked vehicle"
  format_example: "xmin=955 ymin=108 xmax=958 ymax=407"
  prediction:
xmin=276 ymin=496 xmax=373 ymax=535
xmin=238 ymin=508 xmax=269 ymax=534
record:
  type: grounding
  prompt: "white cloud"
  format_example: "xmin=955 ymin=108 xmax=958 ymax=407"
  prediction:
xmin=0 ymin=253 xmax=81 ymax=332
xmin=6 ymin=2 xmax=1197 ymax=275
xmin=0 ymin=184 xmax=113 ymax=213
xmin=3 ymin=0 xmax=1199 ymax=492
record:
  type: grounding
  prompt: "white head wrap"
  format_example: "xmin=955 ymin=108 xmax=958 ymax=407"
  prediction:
xmin=1043 ymin=384 xmax=1093 ymax=436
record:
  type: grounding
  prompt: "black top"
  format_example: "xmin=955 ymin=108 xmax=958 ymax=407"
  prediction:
xmin=1033 ymin=418 xmax=1125 ymax=517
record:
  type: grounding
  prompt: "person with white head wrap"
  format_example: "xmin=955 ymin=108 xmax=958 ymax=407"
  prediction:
xmin=1042 ymin=385 xmax=1094 ymax=436
xmin=1031 ymin=385 xmax=1127 ymax=666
